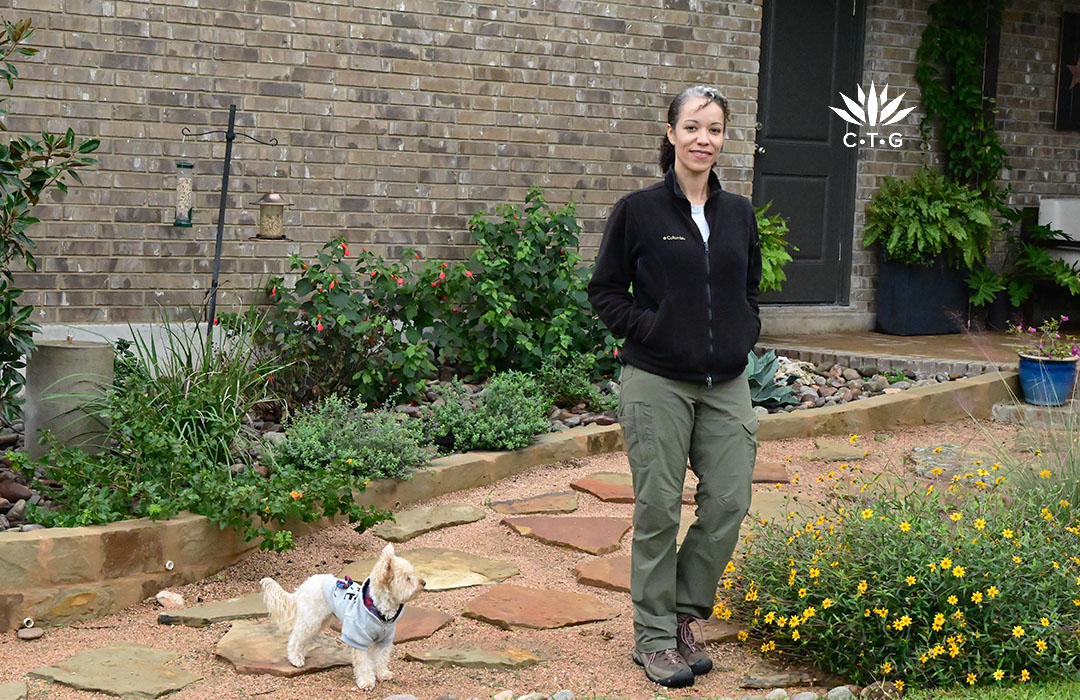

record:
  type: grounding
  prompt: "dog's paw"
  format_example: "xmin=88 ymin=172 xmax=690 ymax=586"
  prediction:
xmin=286 ymin=653 xmax=305 ymax=668
xmin=375 ymin=669 xmax=394 ymax=682
xmin=355 ymin=677 xmax=376 ymax=691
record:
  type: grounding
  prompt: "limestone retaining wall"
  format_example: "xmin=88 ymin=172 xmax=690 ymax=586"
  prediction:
xmin=0 ymin=372 xmax=1019 ymax=632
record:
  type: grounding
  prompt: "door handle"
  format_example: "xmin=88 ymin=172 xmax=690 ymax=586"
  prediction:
xmin=754 ymin=143 xmax=766 ymax=156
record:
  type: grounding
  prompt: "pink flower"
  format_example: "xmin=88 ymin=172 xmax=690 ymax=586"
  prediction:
xmin=269 ymin=286 xmax=276 ymax=299
xmin=1073 ymin=347 xmax=1079 ymax=357
xmin=414 ymin=252 xmax=420 ymax=259
xmin=614 ymin=348 xmax=619 ymax=357
xmin=431 ymin=281 xmax=439 ymax=287
xmin=1064 ymin=316 xmax=1070 ymax=322
xmin=465 ymin=270 xmax=474 ymax=278
xmin=395 ymin=276 xmax=404 ymax=285
xmin=329 ymin=281 xmax=335 ymax=290
xmin=316 ymin=322 xmax=324 ymax=332
xmin=341 ymin=243 xmax=351 ymax=256
xmin=439 ymin=271 xmax=446 ymax=280
xmin=213 ymin=317 xmax=219 ymax=326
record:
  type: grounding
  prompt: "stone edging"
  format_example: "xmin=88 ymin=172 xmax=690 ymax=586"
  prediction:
xmin=0 ymin=371 xmax=1018 ymax=632
xmin=756 ymin=341 xmax=1014 ymax=378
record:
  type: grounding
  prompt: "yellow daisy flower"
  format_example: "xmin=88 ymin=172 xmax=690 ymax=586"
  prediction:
xmin=992 ymin=669 xmax=1004 ymax=681
xmin=1012 ymin=625 xmax=1025 ymax=638
xmin=1020 ymin=669 xmax=1030 ymax=682
xmin=899 ymin=521 xmax=911 ymax=532
xmin=950 ymin=512 xmax=963 ymax=522
xmin=974 ymin=518 xmax=986 ymax=530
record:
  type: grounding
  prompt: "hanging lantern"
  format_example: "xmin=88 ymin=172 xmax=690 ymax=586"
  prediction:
xmin=173 ymin=161 xmax=194 ymax=227
xmin=251 ymin=190 xmax=290 ymax=240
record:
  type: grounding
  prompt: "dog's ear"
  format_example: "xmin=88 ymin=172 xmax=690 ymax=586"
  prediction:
xmin=380 ymin=543 xmax=396 ymax=559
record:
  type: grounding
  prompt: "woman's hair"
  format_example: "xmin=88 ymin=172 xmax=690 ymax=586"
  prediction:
xmin=659 ymin=85 xmax=730 ymax=173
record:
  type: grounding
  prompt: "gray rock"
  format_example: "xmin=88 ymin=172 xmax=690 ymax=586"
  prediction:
xmin=741 ymin=668 xmax=816 ymax=688
xmin=493 ymin=690 xmax=515 ymax=700
xmin=813 ymin=376 xmax=826 ymax=386
xmin=564 ymin=416 xmax=581 ymax=427
xmin=792 ymin=693 xmax=820 ymax=700
xmin=891 ymin=380 xmax=912 ymax=390
xmin=16 ymin=627 xmax=43 ymax=640
xmin=27 ymin=492 xmax=40 ymax=506
xmin=0 ymin=514 xmax=8 ymax=530
xmin=381 ymin=695 xmax=420 ymax=700
xmin=753 ymin=406 xmax=769 ymax=416
xmin=433 ymin=696 xmax=457 ymax=700
xmin=935 ymin=372 xmax=950 ymax=383
xmin=516 ymin=693 xmax=546 ymax=700
xmin=20 ymin=523 xmax=45 ymax=532
xmin=261 ymin=431 xmax=287 ymax=446
xmin=0 ymin=681 xmax=27 ymax=700
xmin=842 ymin=368 xmax=861 ymax=381
xmin=825 ymin=687 xmax=857 ymax=700
xmin=813 ymin=397 xmax=826 ymax=408
xmin=551 ymin=691 xmax=574 ymax=700
xmin=766 ymin=691 xmax=789 ymax=700
xmin=29 ymin=643 xmax=201 ymax=697
xmin=866 ymin=378 xmax=888 ymax=392
xmin=826 ymin=377 xmax=846 ymax=388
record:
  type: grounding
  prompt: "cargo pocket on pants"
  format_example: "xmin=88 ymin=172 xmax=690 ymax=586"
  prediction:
xmin=619 ymin=402 xmax=656 ymax=468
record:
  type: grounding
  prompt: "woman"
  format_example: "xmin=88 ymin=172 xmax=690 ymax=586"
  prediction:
xmin=587 ymin=85 xmax=761 ymax=689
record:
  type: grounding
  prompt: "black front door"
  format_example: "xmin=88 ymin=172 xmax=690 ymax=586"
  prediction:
xmin=753 ymin=0 xmax=865 ymax=304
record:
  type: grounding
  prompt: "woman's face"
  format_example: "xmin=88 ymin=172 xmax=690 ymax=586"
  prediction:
xmin=666 ymin=96 xmax=726 ymax=175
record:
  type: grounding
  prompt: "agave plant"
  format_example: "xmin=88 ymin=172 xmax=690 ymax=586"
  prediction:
xmin=746 ymin=350 xmax=798 ymax=410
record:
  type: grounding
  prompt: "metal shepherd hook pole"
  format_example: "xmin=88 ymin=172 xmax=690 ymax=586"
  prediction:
xmin=206 ymin=104 xmax=237 ymax=343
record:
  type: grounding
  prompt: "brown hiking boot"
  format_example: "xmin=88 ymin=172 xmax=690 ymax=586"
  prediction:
xmin=676 ymin=614 xmax=713 ymax=675
xmin=631 ymin=647 xmax=695 ymax=688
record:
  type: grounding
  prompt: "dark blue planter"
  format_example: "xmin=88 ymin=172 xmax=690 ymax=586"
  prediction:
xmin=876 ymin=254 xmax=968 ymax=335
xmin=1018 ymin=354 xmax=1079 ymax=406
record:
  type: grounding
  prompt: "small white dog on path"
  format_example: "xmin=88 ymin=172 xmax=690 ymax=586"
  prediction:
xmin=261 ymin=543 xmax=426 ymax=690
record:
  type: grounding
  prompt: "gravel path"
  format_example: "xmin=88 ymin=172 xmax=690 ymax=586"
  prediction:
xmin=0 ymin=419 xmax=1023 ymax=700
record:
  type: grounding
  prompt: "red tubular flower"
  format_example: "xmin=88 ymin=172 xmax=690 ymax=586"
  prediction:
xmin=438 ymin=271 xmax=446 ymax=280
xmin=342 ymin=243 xmax=351 ymax=256
xmin=213 ymin=317 xmax=219 ymax=325
xmin=316 ymin=322 xmax=324 ymax=332
xmin=465 ymin=270 xmax=474 ymax=278
xmin=329 ymin=280 xmax=335 ymax=289
xmin=270 ymin=286 xmax=276 ymax=298
xmin=614 ymin=348 xmax=619 ymax=357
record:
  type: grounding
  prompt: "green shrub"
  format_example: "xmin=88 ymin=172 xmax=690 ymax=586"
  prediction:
xmin=722 ymin=461 xmax=1080 ymax=691
xmin=430 ymin=371 xmax=551 ymax=452
xmin=220 ymin=237 xmax=437 ymax=409
xmin=273 ymin=394 xmax=428 ymax=481
xmin=756 ymin=203 xmax=798 ymax=294
xmin=536 ymin=354 xmax=615 ymax=411
xmin=24 ymin=319 xmax=388 ymax=551
xmin=0 ymin=18 xmax=99 ymax=423
xmin=864 ymin=167 xmax=994 ymax=269
xmin=370 ymin=186 xmax=621 ymax=380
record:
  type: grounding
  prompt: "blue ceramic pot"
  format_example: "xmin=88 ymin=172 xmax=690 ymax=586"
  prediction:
xmin=1017 ymin=354 xmax=1079 ymax=406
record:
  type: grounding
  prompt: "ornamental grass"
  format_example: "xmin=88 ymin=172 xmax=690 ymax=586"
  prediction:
xmin=722 ymin=439 xmax=1080 ymax=692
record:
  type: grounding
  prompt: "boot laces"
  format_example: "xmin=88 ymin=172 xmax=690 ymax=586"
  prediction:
xmin=677 ymin=615 xmax=701 ymax=652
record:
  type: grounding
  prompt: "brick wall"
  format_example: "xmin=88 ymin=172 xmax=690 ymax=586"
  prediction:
xmin=853 ymin=0 xmax=1080 ymax=318
xmin=3 ymin=0 xmax=763 ymax=326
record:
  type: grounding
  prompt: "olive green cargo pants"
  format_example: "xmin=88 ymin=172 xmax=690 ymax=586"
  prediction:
xmin=618 ymin=363 xmax=758 ymax=653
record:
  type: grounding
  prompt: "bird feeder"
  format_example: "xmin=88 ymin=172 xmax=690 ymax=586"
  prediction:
xmin=173 ymin=161 xmax=194 ymax=227
xmin=252 ymin=190 xmax=289 ymax=240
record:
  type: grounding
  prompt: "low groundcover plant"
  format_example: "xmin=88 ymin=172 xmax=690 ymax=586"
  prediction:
xmin=721 ymin=456 xmax=1080 ymax=691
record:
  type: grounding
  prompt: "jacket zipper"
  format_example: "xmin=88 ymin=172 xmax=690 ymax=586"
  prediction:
xmin=704 ymin=239 xmax=714 ymax=388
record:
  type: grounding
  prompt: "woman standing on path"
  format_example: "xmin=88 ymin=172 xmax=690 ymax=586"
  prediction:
xmin=587 ymin=85 xmax=762 ymax=689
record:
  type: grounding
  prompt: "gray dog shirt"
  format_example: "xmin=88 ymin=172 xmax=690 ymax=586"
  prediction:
xmin=322 ymin=576 xmax=404 ymax=650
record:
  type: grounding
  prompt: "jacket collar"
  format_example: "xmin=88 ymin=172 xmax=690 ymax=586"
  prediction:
xmin=361 ymin=577 xmax=404 ymax=624
xmin=665 ymin=167 xmax=723 ymax=204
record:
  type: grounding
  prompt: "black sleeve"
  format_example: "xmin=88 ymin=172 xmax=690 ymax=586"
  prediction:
xmin=745 ymin=201 xmax=762 ymax=336
xmin=587 ymin=197 xmax=656 ymax=343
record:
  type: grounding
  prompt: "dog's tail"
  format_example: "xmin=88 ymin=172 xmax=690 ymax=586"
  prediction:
xmin=260 ymin=577 xmax=296 ymax=633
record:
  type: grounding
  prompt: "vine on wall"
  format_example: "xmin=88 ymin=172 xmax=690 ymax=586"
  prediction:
xmin=915 ymin=0 xmax=1008 ymax=197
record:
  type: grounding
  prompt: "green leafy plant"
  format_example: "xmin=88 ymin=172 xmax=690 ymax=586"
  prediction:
xmin=429 ymin=371 xmax=551 ymax=452
xmin=536 ymin=354 xmax=615 ymax=411
xmin=746 ymin=350 xmax=797 ymax=410
xmin=882 ymin=368 xmax=910 ymax=384
xmin=967 ymin=208 xmax=1080 ymax=310
xmin=0 ymin=18 xmax=99 ymax=423
xmin=372 ymin=186 xmax=620 ymax=380
xmin=25 ymin=318 xmax=388 ymax=551
xmin=916 ymin=0 xmax=1008 ymax=195
xmin=723 ymin=464 xmax=1080 ymax=690
xmin=864 ymin=168 xmax=994 ymax=269
xmin=756 ymin=202 xmax=798 ymax=294
xmin=220 ymin=237 xmax=437 ymax=409
xmin=272 ymin=394 xmax=428 ymax=482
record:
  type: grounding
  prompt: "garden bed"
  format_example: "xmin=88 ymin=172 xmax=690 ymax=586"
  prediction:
xmin=0 ymin=370 xmax=1018 ymax=632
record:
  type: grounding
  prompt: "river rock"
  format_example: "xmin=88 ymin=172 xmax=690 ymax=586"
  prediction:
xmin=16 ymin=627 xmax=43 ymax=640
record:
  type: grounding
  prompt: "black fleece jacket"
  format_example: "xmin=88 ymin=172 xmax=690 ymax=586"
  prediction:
xmin=587 ymin=169 xmax=762 ymax=385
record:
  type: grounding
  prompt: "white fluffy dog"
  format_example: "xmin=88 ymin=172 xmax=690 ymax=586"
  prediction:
xmin=260 ymin=543 xmax=426 ymax=690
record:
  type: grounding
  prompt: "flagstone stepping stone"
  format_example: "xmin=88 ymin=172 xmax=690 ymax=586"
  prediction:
xmin=490 ymin=490 xmax=578 ymax=515
xmin=502 ymin=515 xmax=631 ymax=554
xmin=0 ymin=682 xmax=26 ymax=700
xmin=158 ymin=592 xmax=266 ymax=627
xmin=573 ymin=555 xmax=630 ymax=592
xmin=340 ymin=547 xmax=519 ymax=591
xmin=700 ymin=616 xmax=743 ymax=643
xmin=752 ymin=460 xmax=790 ymax=483
xmin=570 ymin=472 xmax=694 ymax=504
xmin=29 ymin=643 xmax=201 ymax=698
xmin=372 ymin=503 xmax=486 ymax=542
xmin=464 ymin=584 xmax=620 ymax=629
xmin=215 ymin=619 xmax=352 ymax=676
xmin=740 ymin=665 xmax=817 ymax=688
xmin=808 ymin=440 xmax=868 ymax=462
xmin=404 ymin=645 xmax=543 ymax=670
xmin=907 ymin=444 xmax=1000 ymax=478
xmin=394 ymin=606 xmax=454 ymax=642
xmin=747 ymin=489 xmax=821 ymax=525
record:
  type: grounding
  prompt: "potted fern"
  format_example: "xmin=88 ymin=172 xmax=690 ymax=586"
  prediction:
xmin=863 ymin=167 xmax=994 ymax=335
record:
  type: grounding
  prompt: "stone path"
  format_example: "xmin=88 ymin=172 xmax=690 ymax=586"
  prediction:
xmin=23 ymin=457 xmax=828 ymax=698
xmin=29 ymin=644 xmax=201 ymax=698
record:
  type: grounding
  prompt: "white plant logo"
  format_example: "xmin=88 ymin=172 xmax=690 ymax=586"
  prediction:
xmin=830 ymin=81 xmax=914 ymax=148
